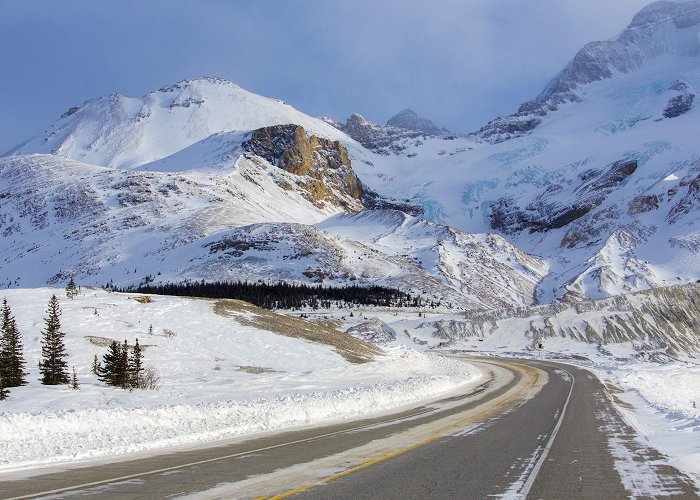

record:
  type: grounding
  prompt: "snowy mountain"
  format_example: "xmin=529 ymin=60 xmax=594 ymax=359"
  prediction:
xmin=350 ymin=0 xmax=700 ymax=302
xmin=324 ymin=113 xmax=456 ymax=156
xmin=4 ymin=1 xmax=700 ymax=308
xmin=386 ymin=109 xmax=448 ymax=136
xmin=475 ymin=0 xmax=700 ymax=144
xmin=7 ymin=77 xmax=353 ymax=169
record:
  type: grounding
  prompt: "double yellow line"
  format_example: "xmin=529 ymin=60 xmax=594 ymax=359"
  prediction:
xmin=258 ymin=436 xmax=439 ymax=500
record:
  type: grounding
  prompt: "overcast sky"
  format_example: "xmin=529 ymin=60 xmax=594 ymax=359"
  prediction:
xmin=1 ymin=0 xmax=652 ymax=153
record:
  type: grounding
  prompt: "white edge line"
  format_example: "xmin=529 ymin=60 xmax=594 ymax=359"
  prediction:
xmin=9 ymin=364 xmax=500 ymax=500
xmin=517 ymin=369 xmax=575 ymax=499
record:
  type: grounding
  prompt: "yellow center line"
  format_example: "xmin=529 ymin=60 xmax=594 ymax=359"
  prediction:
xmin=261 ymin=436 xmax=439 ymax=500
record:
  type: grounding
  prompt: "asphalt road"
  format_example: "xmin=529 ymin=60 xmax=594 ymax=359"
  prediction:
xmin=0 ymin=358 xmax=696 ymax=499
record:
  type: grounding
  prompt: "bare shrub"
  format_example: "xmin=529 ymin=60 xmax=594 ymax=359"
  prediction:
xmin=163 ymin=328 xmax=175 ymax=338
xmin=138 ymin=366 xmax=160 ymax=390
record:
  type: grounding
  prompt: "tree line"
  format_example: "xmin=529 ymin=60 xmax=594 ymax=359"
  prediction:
xmin=121 ymin=280 xmax=423 ymax=310
xmin=1 ymin=281 xmax=157 ymax=401
xmin=1 ymin=294 xmax=69 ymax=400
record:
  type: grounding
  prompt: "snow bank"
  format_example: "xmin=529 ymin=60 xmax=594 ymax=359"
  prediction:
xmin=0 ymin=287 xmax=481 ymax=472
xmin=620 ymin=366 xmax=699 ymax=420
xmin=611 ymin=364 xmax=700 ymax=480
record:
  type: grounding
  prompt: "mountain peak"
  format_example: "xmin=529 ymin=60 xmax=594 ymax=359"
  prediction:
xmin=540 ymin=0 xmax=700 ymax=101
xmin=386 ymin=108 xmax=446 ymax=135
xmin=156 ymin=76 xmax=242 ymax=94
xmin=627 ymin=1 xmax=700 ymax=31
xmin=476 ymin=0 xmax=700 ymax=143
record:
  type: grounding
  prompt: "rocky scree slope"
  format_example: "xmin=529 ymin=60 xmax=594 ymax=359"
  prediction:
xmin=425 ymin=282 xmax=700 ymax=361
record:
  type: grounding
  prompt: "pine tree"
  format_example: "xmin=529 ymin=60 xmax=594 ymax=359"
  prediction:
xmin=129 ymin=338 xmax=143 ymax=388
xmin=38 ymin=295 xmax=69 ymax=385
xmin=71 ymin=366 xmax=79 ymax=390
xmin=65 ymin=278 xmax=78 ymax=299
xmin=91 ymin=354 xmax=100 ymax=375
xmin=120 ymin=340 xmax=129 ymax=389
xmin=97 ymin=340 xmax=129 ymax=388
xmin=0 ymin=298 xmax=27 ymax=387
xmin=0 ymin=374 xmax=8 ymax=401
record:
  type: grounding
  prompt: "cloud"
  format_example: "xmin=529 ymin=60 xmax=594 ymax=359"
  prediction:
xmin=0 ymin=0 xmax=652 ymax=151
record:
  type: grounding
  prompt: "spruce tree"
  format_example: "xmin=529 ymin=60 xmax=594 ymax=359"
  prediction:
xmin=120 ymin=340 xmax=129 ymax=389
xmin=91 ymin=354 xmax=100 ymax=375
xmin=0 ymin=374 xmax=8 ymax=401
xmin=98 ymin=340 xmax=129 ymax=388
xmin=65 ymin=278 xmax=78 ymax=299
xmin=71 ymin=366 xmax=79 ymax=390
xmin=0 ymin=298 xmax=27 ymax=387
xmin=129 ymin=338 xmax=143 ymax=388
xmin=38 ymin=295 xmax=69 ymax=385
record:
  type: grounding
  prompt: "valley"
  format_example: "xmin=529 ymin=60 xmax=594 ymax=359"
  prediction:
xmin=1 ymin=0 xmax=700 ymax=497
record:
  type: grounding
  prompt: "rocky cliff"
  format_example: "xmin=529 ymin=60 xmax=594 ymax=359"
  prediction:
xmin=243 ymin=124 xmax=363 ymax=211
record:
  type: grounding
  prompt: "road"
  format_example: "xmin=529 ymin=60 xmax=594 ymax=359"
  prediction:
xmin=0 ymin=358 xmax=696 ymax=499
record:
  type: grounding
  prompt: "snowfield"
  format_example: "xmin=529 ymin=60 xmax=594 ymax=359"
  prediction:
xmin=0 ymin=288 xmax=483 ymax=472
xmin=598 ymin=363 xmax=700 ymax=480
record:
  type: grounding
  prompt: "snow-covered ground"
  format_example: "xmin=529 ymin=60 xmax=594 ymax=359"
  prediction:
xmin=0 ymin=286 xmax=696 ymax=488
xmin=299 ymin=302 xmax=700 ymax=487
xmin=0 ymin=288 xmax=483 ymax=472
xmin=592 ymin=362 xmax=700 ymax=482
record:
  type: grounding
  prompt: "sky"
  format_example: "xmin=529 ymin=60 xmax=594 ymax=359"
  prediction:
xmin=0 ymin=0 xmax=653 ymax=153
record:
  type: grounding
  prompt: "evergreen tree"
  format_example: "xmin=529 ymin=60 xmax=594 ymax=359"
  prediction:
xmin=0 ymin=374 xmax=8 ymax=401
xmin=71 ymin=366 xmax=79 ymax=390
xmin=91 ymin=354 xmax=100 ymax=375
xmin=38 ymin=295 xmax=69 ymax=385
xmin=65 ymin=277 xmax=78 ymax=299
xmin=0 ymin=298 xmax=27 ymax=387
xmin=97 ymin=340 xmax=128 ymax=388
xmin=120 ymin=340 xmax=129 ymax=389
xmin=129 ymin=338 xmax=143 ymax=388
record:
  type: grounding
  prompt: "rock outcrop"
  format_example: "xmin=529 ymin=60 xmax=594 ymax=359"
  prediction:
xmin=490 ymin=158 xmax=638 ymax=235
xmin=386 ymin=108 xmax=447 ymax=135
xmin=663 ymin=80 xmax=695 ymax=118
xmin=243 ymin=124 xmax=363 ymax=210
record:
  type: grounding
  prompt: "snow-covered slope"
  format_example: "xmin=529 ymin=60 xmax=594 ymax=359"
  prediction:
xmin=7 ymin=77 xmax=355 ymax=169
xmin=348 ymin=2 xmax=700 ymax=302
xmin=421 ymin=282 xmax=700 ymax=362
xmin=0 ymin=287 xmax=483 ymax=470
xmin=4 ymin=1 xmax=700 ymax=307
xmin=318 ymin=210 xmax=547 ymax=309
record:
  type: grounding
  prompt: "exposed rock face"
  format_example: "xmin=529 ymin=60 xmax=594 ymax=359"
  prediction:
xmin=628 ymin=194 xmax=660 ymax=215
xmin=338 ymin=114 xmax=423 ymax=155
xmin=386 ymin=108 xmax=447 ymax=135
xmin=538 ymin=42 xmax=645 ymax=101
xmin=243 ymin=124 xmax=363 ymax=210
xmin=328 ymin=113 xmax=455 ymax=156
xmin=668 ymin=168 xmax=700 ymax=223
xmin=360 ymin=188 xmax=423 ymax=217
xmin=490 ymin=158 xmax=638 ymax=235
xmin=663 ymin=80 xmax=695 ymax=118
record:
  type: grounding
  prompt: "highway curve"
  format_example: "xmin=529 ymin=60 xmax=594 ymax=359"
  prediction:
xmin=0 ymin=358 xmax=696 ymax=499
